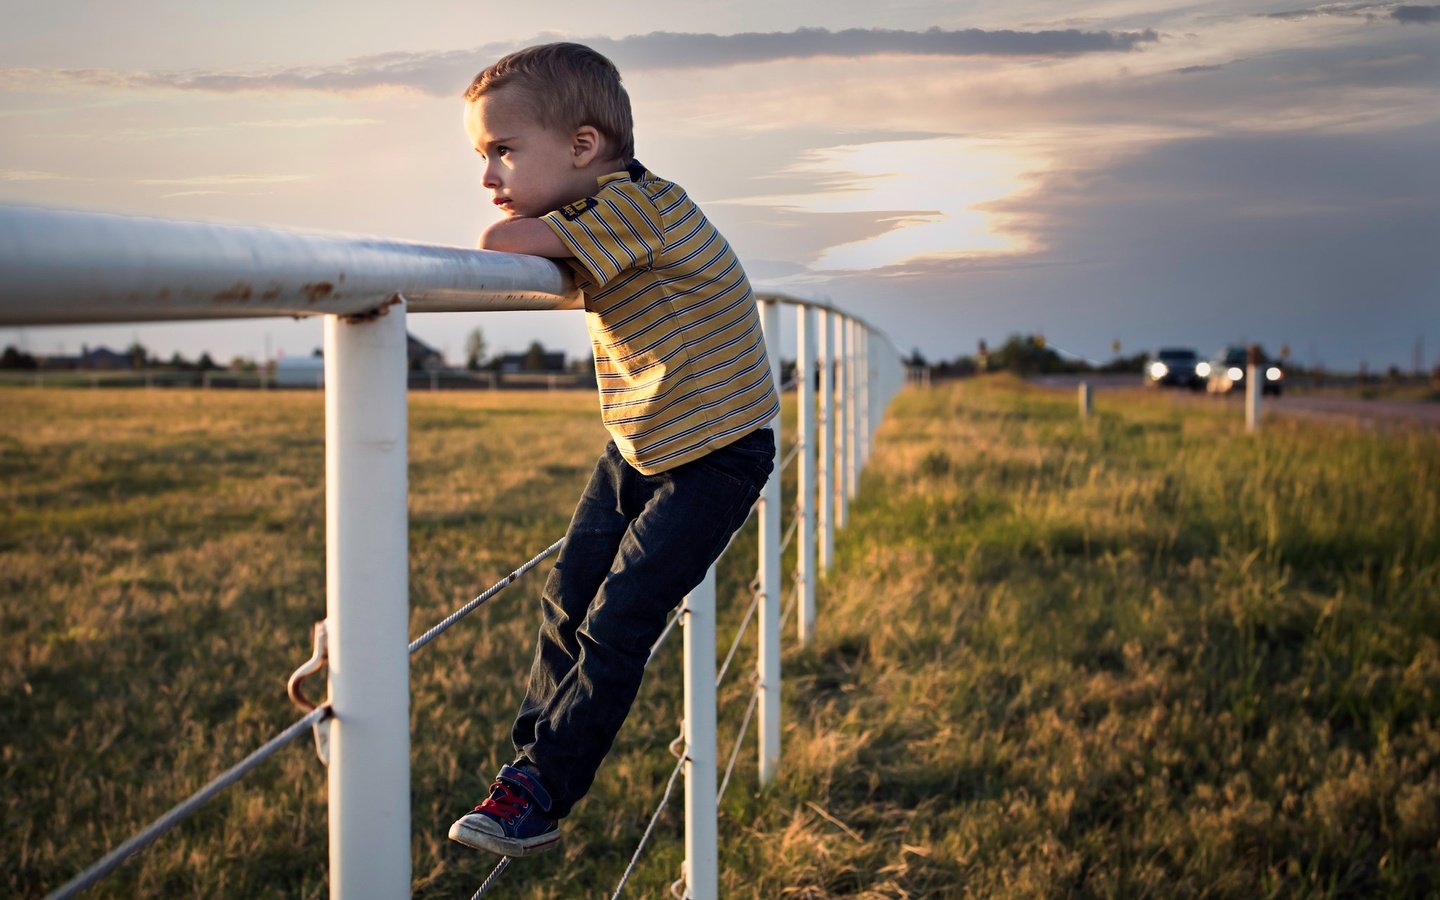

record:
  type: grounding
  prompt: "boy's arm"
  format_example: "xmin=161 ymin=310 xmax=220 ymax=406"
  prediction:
xmin=478 ymin=217 xmax=573 ymax=258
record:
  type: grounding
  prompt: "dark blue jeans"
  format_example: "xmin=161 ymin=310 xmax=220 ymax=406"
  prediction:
xmin=511 ymin=427 xmax=775 ymax=818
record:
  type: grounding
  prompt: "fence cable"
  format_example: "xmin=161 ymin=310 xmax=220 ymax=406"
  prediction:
xmin=779 ymin=510 xmax=801 ymax=557
xmin=716 ymin=687 xmax=760 ymax=806
xmin=609 ymin=746 xmax=688 ymax=899
xmin=410 ymin=538 xmax=565 ymax=655
xmin=469 ymin=856 xmax=512 ymax=899
xmin=781 ymin=580 xmax=803 ymax=629
xmin=645 ymin=607 xmax=685 ymax=668
xmin=715 ymin=590 xmax=760 ymax=691
xmin=44 ymin=705 xmax=332 ymax=900
xmin=780 ymin=439 xmax=802 ymax=474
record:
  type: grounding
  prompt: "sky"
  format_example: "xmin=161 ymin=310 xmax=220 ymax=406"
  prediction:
xmin=2 ymin=0 xmax=1437 ymax=372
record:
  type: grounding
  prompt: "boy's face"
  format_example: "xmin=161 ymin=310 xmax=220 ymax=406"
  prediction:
xmin=464 ymin=88 xmax=593 ymax=219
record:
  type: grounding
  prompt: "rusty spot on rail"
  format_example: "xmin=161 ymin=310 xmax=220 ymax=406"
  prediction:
xmin=301 ymin=281 xmax=335 ymax=304
xmin=260 ymin=282 xmax=283 ymax=301
xmin=214 ymin=282 xmax=253 ymax=303
xmin=340 ymin=293 xmax=402 ymax=324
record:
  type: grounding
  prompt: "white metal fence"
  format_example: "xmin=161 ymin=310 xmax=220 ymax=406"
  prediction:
xmin=0 ymin=203 xmax=903 ymax=899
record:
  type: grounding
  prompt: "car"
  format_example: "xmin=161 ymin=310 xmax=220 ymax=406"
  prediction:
xmin=1144 ymin=347 xmax=1205 ymax=390
xmin=1203 ymin=345 xmax=1284 ymax=396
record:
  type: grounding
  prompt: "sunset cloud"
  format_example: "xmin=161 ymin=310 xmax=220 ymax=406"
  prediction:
xmin=16 ymin=25 xmax=1161 ymax=97
xmin=1 ymin=4 xmax=1435 ymax=370
xmin=135 ymin=174 xmax=311 ymax=186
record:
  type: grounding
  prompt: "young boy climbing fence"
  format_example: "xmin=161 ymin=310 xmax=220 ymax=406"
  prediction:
xmin=447 ymin=42 xmax=779 ymax=858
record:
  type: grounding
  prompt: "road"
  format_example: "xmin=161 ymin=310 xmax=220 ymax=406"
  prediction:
xmin=1027 ymin=375 xmax=1440 ymax=430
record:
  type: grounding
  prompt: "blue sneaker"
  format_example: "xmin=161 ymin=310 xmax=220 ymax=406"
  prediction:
xmin=448 ymin=764 xmax=561 ymax=857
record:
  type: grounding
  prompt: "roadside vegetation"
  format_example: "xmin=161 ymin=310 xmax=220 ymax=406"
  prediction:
xmin=3 ymin=378 xmax=1437 ymax=897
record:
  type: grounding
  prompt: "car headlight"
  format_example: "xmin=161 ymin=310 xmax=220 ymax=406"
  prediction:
xmin=1196 ymin=361 xmax=1211 ymax=377
xmin=1149 ymin=362 xmax=1169 ymax=378
xmin=1227 ymin=366 xmax=1243 ymax=381
xmin=1266 ymin=367 xmax=1282 ymax=381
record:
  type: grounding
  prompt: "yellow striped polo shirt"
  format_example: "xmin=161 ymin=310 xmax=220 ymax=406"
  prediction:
xmin=541 ymin=160 xmax=779 ymax=475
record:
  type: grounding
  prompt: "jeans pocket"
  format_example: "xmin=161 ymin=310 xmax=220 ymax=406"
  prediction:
xmin=696 ymin=429 xmax=774 ymax=490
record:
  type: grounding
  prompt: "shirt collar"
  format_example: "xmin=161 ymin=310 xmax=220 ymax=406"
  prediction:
xmin=597 ymin=159 xmax=647 ymax=189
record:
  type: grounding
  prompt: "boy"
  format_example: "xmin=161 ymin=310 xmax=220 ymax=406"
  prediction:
xmin=448 ymin=42 xmax=779 ymax=858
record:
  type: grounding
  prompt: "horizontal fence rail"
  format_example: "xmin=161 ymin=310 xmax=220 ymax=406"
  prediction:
xmin=0 ymin=204 xmax=581 ymax=322
xmin=1 ymin=202 xmax=905 ymax=899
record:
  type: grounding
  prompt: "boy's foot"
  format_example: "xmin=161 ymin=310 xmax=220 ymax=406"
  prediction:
xmin=448 ymin=764 xmax=561 ymax=857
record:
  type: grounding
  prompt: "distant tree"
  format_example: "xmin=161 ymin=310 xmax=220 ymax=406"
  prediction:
xmin=168 ymin=351 xmax=192 ymax=370
xmin=465 ymin=328 xmax=488 ymax=371
xmin=229 ymin=356 xmax=258 ymax=372
xmin=198 ymin=352 xmax=220 ymax=371
xmin=126 ymin=341 xmax=150 ymax=369
xmin=934 ymin=355 xmax=978 ymax=379
xmin=906 ymin=347 xmax=929 ymax=368
xmin=523 ymin=340 xmax=547 ymax=371
xmin=2 ymin=345 xmax=37 ymax=369
xmin=990 ymin=333 xmax=1069 ymax=374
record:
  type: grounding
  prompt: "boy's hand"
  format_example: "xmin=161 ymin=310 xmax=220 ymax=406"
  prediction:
xmin=478 ymin=217 xmax=571 ymax=258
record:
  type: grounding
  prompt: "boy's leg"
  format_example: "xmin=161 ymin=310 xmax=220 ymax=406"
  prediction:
xmin=450 ymin=443 xmax=630 ymax=857
xmin=511 ymin=442 xmax=629 ymax=758
xmin=526 ymin=428 xmax=774 ymax=818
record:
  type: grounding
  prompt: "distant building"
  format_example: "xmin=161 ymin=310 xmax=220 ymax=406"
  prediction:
xmin=275 ymin=354 xmax=325 ymax=387
xmin=498 ymin=350 xmax=566 ymax=374
xmin=40 ymin=344 xmax=132 ymax=370
xmin=274 ymin=333 xmax=443 ymax=386
xmin=407 ymin=334 xmax=443 ymax=372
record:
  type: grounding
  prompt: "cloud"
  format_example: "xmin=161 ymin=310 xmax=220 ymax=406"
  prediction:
xmin=20 ymin=25 xmax=1160 ymax=97
xmin=811 ymin=123 xmax=1440 ymax=371
xmin=102 ymin=117 xmax=383 ymax=142
xmin=135 ymin=174 xmax=310 ymax=186
xmin=1260 ymin=2 xmax=1440 ymax=23
xmin=1 ymin=168 xmax=80 ymax=182
xmin=1392 ymin=5 xmax=1440 ymax=23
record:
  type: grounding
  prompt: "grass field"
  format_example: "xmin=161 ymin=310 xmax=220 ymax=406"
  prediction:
xmin=3 ymin=377 xmax=1438 ymax=898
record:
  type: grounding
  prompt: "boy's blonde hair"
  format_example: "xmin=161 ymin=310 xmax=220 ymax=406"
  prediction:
xmin=464 ymin=43 xmax=635 ymax=162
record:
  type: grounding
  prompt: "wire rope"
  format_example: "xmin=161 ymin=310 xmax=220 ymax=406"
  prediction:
xmin=716 ymin=688 xmax=760 ymax=806
xmin=715 ymin=590 xmax=760 ymax=690
xmin=469 ymin=856 xmax=512 ymax=899
xmin=609 ymin=750 xmax=687 ymax=899
xmin=410 ymin=538 xmax=564 ymax=655
xmin=44 ymin=706 xmax=332 ymax=900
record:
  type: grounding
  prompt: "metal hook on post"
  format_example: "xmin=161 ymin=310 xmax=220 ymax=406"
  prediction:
xmin=286 ymin=620 xmax=332 ymax=765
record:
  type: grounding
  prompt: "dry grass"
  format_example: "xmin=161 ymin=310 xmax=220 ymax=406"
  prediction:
xmin=4 ymin=378 xmax=1439 ymax=897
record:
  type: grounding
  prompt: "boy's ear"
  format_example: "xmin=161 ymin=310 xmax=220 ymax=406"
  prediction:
xmin=571 ymin=125 xmax=603 ymax=167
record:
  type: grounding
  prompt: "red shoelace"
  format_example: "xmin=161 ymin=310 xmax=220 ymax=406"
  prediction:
xmin=474 ymin=781 xmax=528 ymax=821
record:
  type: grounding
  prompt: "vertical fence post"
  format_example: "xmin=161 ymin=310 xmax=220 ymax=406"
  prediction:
xmin=818 ymin=309 xmax=835 ymax=573
xmin=757 ymin=299 xmax=782 ymax=784
xmin=797 ymin=305 xmax=817 ymax=644
xmin=1246 ymin=345 xmax=1262 ymax=433
xmin=833 ymin=316 xmax=848 ymax=531
xmin=1079 ymin=382 xmax=1093 ymax=419
xmin=682 ymin=568 xmax=717 ymax=900
xmin=860 ymin=328 xmax=871 ymax=464
xmin=840 ymin=319 xmax=852 ymax=506
xmin=323 ymin=302 xmax=410 ymax=900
